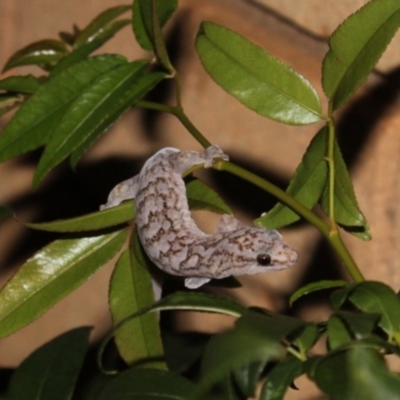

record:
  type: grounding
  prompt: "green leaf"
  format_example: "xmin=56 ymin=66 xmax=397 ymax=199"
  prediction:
xmin=255 ymin=127 xmax=328 ymax=229
xmin=21 ymin=201 xmax=135 ymax=232
xmin=195 ymin=310 xmax=297 ymax=399
xmin=75 ymin=5 xmax=131 ymax=47
xmin=311 ymin=346 xmax=400 ymax=399
xmin=150 ymin=0 xmax=174 ymax=72
xmin=186 ymin=178 xmax=232 ymax=215
xmin=109 ymin=239 xmax=164 ymax=368
xmin=331 ymin=282 xmax=400 ymax=341
xmin=0 ymin=75 xmax=41 ymax=94
xmin=260 ymin=356 xmax=303 ymax=400
xmin=290 ymin=280 xmax=348 ymax=306
xmin=0 ymin=94 xmax=21 ymax=116
xmin=33 ymin=61 xmax=149 ymax=186
xmin=132 ymin=0 xmax=178 ymax=52
xmin=3 ymin=40 xmax=69 ymax=72
xmin=333 ymin=311 xmax=381 ymax=341
xmin=0 ymin=229 xmax=127 ymax=339
xmin=323 ymin=0 xmax=400 ymax=110
xmin=196 ymin=22 xmax=322 ymax=125
xmin=291 ymin=323 xmax=319 ymax=355
xmin=162 ymin=331 xmax=209 ymax=374
xmin=321 ymin=135 xmax=371 ymax=240
xmin=0 ymin=55 xmax=126 ymax=162
xmin=7 ymin=327 xmax=90 ymax=400
xmin=327 ymin=314 xmax=353 ymax=350
xmin=330 ymin=285 xmax=353 ymax=310
xmin=152 ymin=291 xmax=247 ymax=317
xmin=232 ymin=362 xmax=266 ymax=398
xmin=51 ymin=20 xmax=131 ymax=77
xmin=69 ymin=69 xmax=166 ymax=168
xmin=99 ymin=292 xmax=246 ymax=365
xmin=98 ymin=368 xmax=195 ymax=400
xmin=348 ymin=282 xmax=400 ymax=340
xmin=19 ymin=175 xmax=230 ymax=233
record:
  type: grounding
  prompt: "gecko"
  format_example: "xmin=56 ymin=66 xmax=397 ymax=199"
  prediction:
xmin=101 ymin=145 xmax=298 ymax=289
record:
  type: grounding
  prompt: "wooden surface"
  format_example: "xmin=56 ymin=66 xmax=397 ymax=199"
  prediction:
xmin=252 ymin=0 xmax=400 ymax=71
xmin=1 ymin=1 xmax=399 ymax=397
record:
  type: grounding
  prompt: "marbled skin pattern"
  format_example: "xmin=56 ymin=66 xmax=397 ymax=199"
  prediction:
xmin=102 ymin=146 xmax=298 ymax=288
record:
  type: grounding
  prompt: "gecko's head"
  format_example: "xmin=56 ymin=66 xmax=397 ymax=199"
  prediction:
xmin=215 ymin=227 xmax=298 ymax=278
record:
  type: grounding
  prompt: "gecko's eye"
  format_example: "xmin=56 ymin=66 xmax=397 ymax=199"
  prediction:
xmin=257 ymin=253 xmax=272 ymax=266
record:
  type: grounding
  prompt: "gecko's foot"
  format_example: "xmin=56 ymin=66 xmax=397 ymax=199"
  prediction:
xmin=203 ymin=145 xmax=229 ymax=168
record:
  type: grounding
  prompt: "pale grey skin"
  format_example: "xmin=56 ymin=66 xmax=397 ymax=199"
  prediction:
xmin=101 ymin=145 xmax=298 ymax=289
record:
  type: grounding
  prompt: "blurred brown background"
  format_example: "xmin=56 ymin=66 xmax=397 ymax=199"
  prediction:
xmin=1 ymin=1 xmax=400 ymax=398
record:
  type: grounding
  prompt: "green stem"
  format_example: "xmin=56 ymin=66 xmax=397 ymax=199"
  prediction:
xmin=329 ymin=231 xmax=364 ymax=282
xmin=136 ymin=100 xmax=364 ymax=282
xmin=219 ymin=161 xmax=364 ymax=282
xmin=136 ymin=100 xmax=211 ymax=148
xmin=219 ymin=161 xmax=329 ymax=235
xmin=327 ymin=117 xmax=336 ymax=226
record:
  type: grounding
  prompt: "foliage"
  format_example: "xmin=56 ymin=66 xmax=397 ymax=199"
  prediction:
xmin=1 ymin=0 xmax=400 ymax=398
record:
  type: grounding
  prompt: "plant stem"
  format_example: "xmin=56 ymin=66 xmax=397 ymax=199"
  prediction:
xmin=326 ymin=115 xmax=338 ymax=232
xmin=136 ymin=100 xmax=364 ymax=282
xmin=218 ymin=161 xmax=329 ymax=235
xmin=329 ymin=231 xmax=364 ymax=282
xmin=136 ymin=100 xmax=211 ymax=148
xmin=327 ymin=117 xmax=337 ymax=227
xmin=219 ymin=161 xmax=364 ymax=282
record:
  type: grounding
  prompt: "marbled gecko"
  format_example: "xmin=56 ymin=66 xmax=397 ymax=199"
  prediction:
xmin=101 ymin=145 xmax=297 ymax=289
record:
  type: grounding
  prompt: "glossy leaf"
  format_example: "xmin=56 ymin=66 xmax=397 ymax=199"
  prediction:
xmin=260 ymin=356 xmax=303 ymax=400
xmin=7 ymin=327 xmax=90 ymax=400
xmin=154 ymin=291 xmax=247 ymax=317
xmin=51 ymin=20 xmax=131 ymax=77
xmin=108 ymin=290 xmax=246 ymax=322
xmin=331 ymin=281 xmax=400 ymax=340
xmin=331 ymin=284 xmax=356 ymax=310
xmin=109 ymin=241 xmax=164 ymax=367
xmin=32 ymin=61 xmax=150 ymax=186
xmin=98 ymin=368 xmax=195 ymax=400
xmin=327 ymin=314 xmax=352 ymax=350
xmin=311 ymin=346 xmax=400 ymax=399
xmin=232 ymin=362 xmax=265 ymax=398
xmin=22 ymin=201 xmax=135 ymax=232
xmin=256 ymin=127 xmax=328 ymax=229
xmin=21 ymin=177 xmax=229 ymax=233
xmin=291 ymin=323 xmax=319 ymax=355
xmin=195 ymin=310 xmax=298 ymax=399
xmin=0 ymin=94 xmax=21 ymax=116
xmin=186 ymin=178 xmax=232 ymax=215
xmin=132 ymin=0 xmax=178 ymax=51
xmin=196 ymin=22 xmax=322 ymax=125
xmin=3 ymin=40 xmax=69 ymax=72
xmin=348 ymin=282 xmax=400 ymax=340
xmin=321 ymin=135 xmax=371 ymax=240
xmin=0 ymin=55 xmax=126 ymax=162
xmin=290 ymin=279 xmax=348 ymax=306
xmin=0 ymin=75 xmax=41 ymax=94
xmin=0 ymin=229 xmax=127 ymax=339
xmin=162 ymin=331 xmax=210 ymax=374
xmin=99 ymin=291 xmax=246 ymax=365
xmin=333 ymin=311 xmax=381 ymax=340
xmin=323 ymin=0 xmax=400 ymax=110
xmin=69 ymin=69 xmax=166 ymax=168
xmin=75 ymin=5 xmax=131 ymax=47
